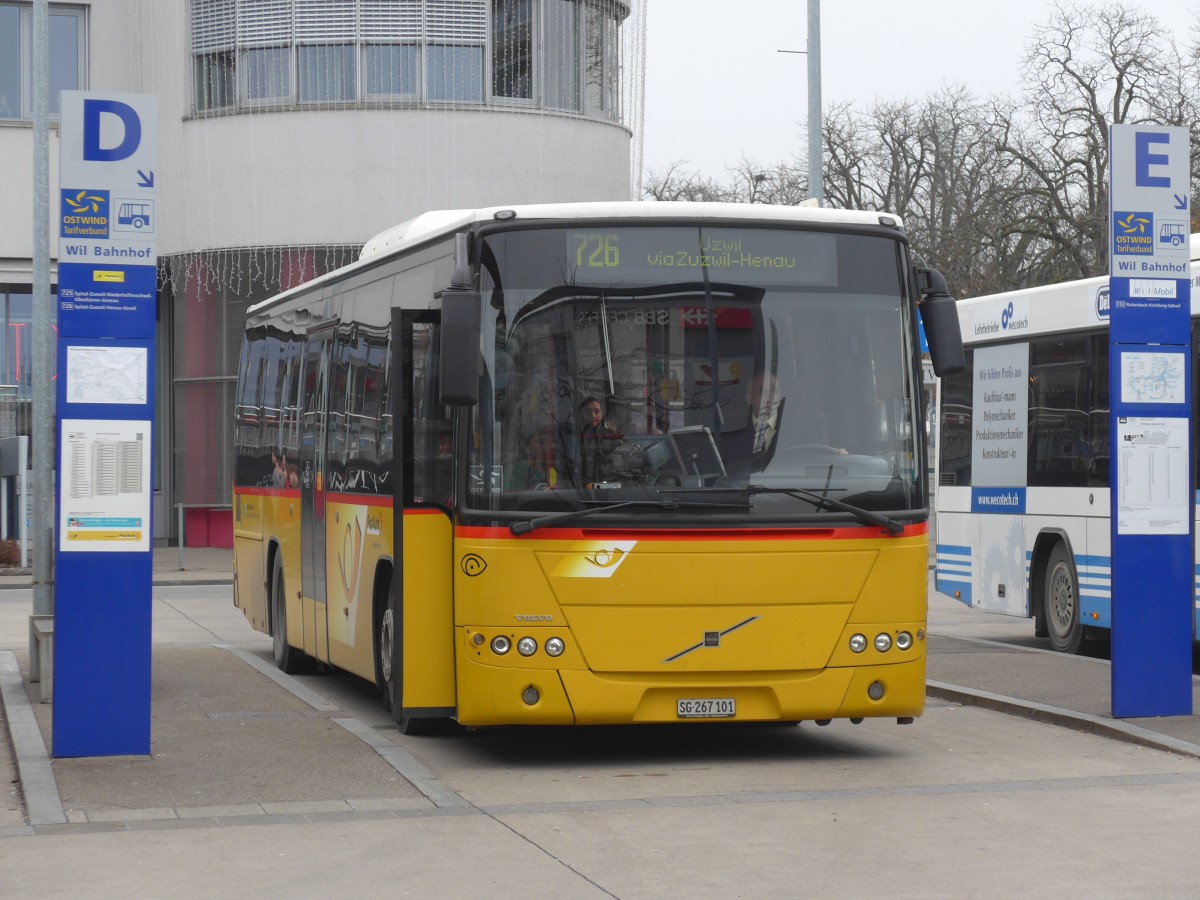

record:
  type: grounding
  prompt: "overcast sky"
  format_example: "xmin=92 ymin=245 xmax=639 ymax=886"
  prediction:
xmin=641 ymin=0 xmax=1199 ymax=177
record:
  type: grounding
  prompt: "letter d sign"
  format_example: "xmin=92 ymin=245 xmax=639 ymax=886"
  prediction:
xmin=83 ymin=99 xmax=141 ymax=162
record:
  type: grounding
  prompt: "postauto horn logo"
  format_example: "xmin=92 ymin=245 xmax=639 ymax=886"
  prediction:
xmin=61 ymin=189 xmax=110 ymax=238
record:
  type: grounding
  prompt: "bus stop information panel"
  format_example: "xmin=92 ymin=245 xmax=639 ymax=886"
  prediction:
xmin=1108 ymin=124 xmax=1192 ymax=719
xmin=54 ymin=92 xmax=157 ymax=757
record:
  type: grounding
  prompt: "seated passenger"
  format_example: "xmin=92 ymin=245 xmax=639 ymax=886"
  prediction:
xmin=578 ymin=396 xmax=618 ymax=485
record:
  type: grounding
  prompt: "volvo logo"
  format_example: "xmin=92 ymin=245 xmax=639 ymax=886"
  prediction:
xmin=664 ymin=616 xmax=760 ymax=663
xmin=515 ymin=614 xmax=554 ymax=622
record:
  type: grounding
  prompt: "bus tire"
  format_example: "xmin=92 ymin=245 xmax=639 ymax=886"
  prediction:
xmin=271 ymin=555 xmax=315 ymax=675
xmin=1044 ymin=542 xmax=1083 ymax=654
xmin=375 ymin=593 xmax=396 ymax=713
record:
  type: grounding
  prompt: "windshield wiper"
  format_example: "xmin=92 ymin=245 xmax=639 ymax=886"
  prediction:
xmin=510 ymin=498 xmax=749 ymax=535
xmin=747 ymin=485 xmax=906 ymax=535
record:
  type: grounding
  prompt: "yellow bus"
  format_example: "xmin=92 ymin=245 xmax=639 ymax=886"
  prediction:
xmin=232 ymin=201 xmax=964 ymax=733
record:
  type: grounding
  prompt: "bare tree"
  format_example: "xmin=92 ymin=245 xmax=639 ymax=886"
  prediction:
xmin=641 ymin=161 xmax=738 ymax=202
xmin=822 ymin=88 xmax=1037 ymax=297
xmin=999 ymin=1 xmax=1192 ymax=281
xmin=639 ymin=2 xmax=1200 ymax=296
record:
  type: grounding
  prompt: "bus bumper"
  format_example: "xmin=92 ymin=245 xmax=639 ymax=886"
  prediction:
xmin=454 ymin=656 xmax=926 ymax=726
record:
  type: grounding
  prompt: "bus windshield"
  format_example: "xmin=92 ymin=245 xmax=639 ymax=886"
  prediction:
xmin=466 ymin=225 xmax=922 ymax=525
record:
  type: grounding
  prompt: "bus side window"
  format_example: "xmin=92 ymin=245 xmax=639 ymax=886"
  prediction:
xmin=1088 ymin=333 xmax=1109 ymax=486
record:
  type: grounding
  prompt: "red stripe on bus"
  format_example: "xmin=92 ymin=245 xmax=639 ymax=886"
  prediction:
xmin=454 ymin=522 xmax=927 ymax=541
xmin=325 ymin=492 xmax=395 ymax=508
xmin=236 ymin=486 xmax=300 ymax=497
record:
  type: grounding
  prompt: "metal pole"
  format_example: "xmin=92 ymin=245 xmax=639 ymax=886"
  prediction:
xmin=178 ymin=503 xmax=185 ymax=570
xmin=807 ymin=0 xmax=823 ymax=206
xmin=19 ymin=436 xmax=28 ymax=569
xmin=30 ymin=0 xmax=54 ymax=654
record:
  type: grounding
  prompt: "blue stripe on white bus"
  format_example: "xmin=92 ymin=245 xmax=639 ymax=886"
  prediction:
xmin=936 ymin=579 xmax=972 ymax=606
xmin=1075 ymin=554 xmax=1111 ymax=627
xmin=935 ymin=545 xmax=972 ymax=575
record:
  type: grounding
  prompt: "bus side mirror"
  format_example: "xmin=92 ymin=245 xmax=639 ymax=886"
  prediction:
xmin=439 ymin=287 xmax=482 ymax=406
xmin=915 ymin=267 xmax=965 ymax=377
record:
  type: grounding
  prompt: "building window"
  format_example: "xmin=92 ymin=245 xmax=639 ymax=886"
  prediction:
xmin=542 ymin=0 xmax=579 ymax=111
xmin=364 ymin=43 xmax=419 ymax=98
xmin=583 ymin=0 xmax=619 ymax=117
xmin=243 ymin=46 xmax=292 ymax=102
xmin=426 ymin=44 xmax=484 ymax=102
xmin=190 ymin=0 xmax=628 ymax=122
xmin=0 ymin=3 xmax=87 ymax=119
xmin=195 ymin=51 xmax=236 ymax=110
xmin=491 ymin=0 xmax=532 ymax=100
xmin=299 ymin=44 xmax=356 ymax=102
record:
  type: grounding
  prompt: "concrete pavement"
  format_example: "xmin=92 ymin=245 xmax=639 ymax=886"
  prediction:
xmin=2 ymin=550 xmax=1200 ymax=836
xmin=927 ymin=588 xmax=1200 ymax=758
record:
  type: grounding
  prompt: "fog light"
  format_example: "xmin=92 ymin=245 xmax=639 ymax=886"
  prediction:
xmin=849 ymin=633 xmax=867 ymax=653
xmin=874 ymin=633 xmax=892 ymax=652
xmin=522 ymin=685 xmax=540 ymax=705
xmin=472 ymin=633 xmax=485 ymax=646
xmin=517 ymin=637 xmax=537 ymax=657
xmin=896 ymin=631 xmax=913 ymax=651
xmin=491 ymin=635 xmax=511 ymax=655
xmin=867 ymin=681 xmax=885 ymax=701
xmin=545 ymin=637 xmax=565 ymax=657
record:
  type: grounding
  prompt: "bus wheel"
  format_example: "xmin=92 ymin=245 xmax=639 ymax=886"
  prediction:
xmin=271 ymin=556 xmax=315 ymax=674
xmin=1045 ymin=543 xmax=1083 ymax=654
xmin=376 ymin=602 xmax=395 ymax=713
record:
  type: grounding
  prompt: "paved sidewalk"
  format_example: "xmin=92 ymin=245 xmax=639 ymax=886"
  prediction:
xmin=926 ymin=587 xmax=1200 ymax=758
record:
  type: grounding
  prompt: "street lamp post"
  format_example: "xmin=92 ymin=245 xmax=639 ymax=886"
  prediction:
xmin=31 ymin=0 xmax=53 ymax=656
xmin=779 ymin=0 xmax=822 ymax=206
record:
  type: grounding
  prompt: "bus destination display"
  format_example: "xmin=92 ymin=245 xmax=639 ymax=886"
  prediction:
xmin=568 ymin=228 xmax=837 ymax=285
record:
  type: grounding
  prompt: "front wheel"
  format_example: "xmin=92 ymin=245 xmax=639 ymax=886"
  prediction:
xmin=375 ymin=600 xmax=395 ymax=712
xmin=375 ymin=582 xmax=446 ymax=735
xmin=1044 ymin=543 xmax=1083 ymax=654
xmin=271 ymin=555 xmax=315 ymax=674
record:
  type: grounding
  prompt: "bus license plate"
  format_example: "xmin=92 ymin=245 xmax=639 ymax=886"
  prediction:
xmin=677 ymin=698 xmax=735 ymax=719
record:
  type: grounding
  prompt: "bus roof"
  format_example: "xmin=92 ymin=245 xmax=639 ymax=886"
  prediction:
xmin=247 ymin=202 xmax=904 ymax=317
xmin=955 ymin=232 xmax=1200 ymax=346
xmin=358 ymin=201 xmax=903 ymax=262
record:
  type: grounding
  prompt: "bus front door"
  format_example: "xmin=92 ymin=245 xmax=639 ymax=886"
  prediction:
xmin=300 ymin=327 xmax=334 ymax=660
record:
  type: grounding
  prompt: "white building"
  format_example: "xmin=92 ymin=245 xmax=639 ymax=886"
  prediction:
xmin=0 ymin=0 xmax=645 ymax=544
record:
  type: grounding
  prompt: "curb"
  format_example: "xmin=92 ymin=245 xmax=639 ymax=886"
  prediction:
xmin=0 ymin=650 xmax=66 ymax=826
xmin=927 ymin=680 xmax=1200 ymax=760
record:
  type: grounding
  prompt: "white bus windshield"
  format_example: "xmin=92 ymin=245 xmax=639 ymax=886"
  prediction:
xmin=466 ymin=225 xmax=922 ymax=524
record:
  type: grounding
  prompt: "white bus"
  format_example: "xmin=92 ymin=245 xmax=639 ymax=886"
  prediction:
xmin=934 ymin=234 xmax=1200 ymax=653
